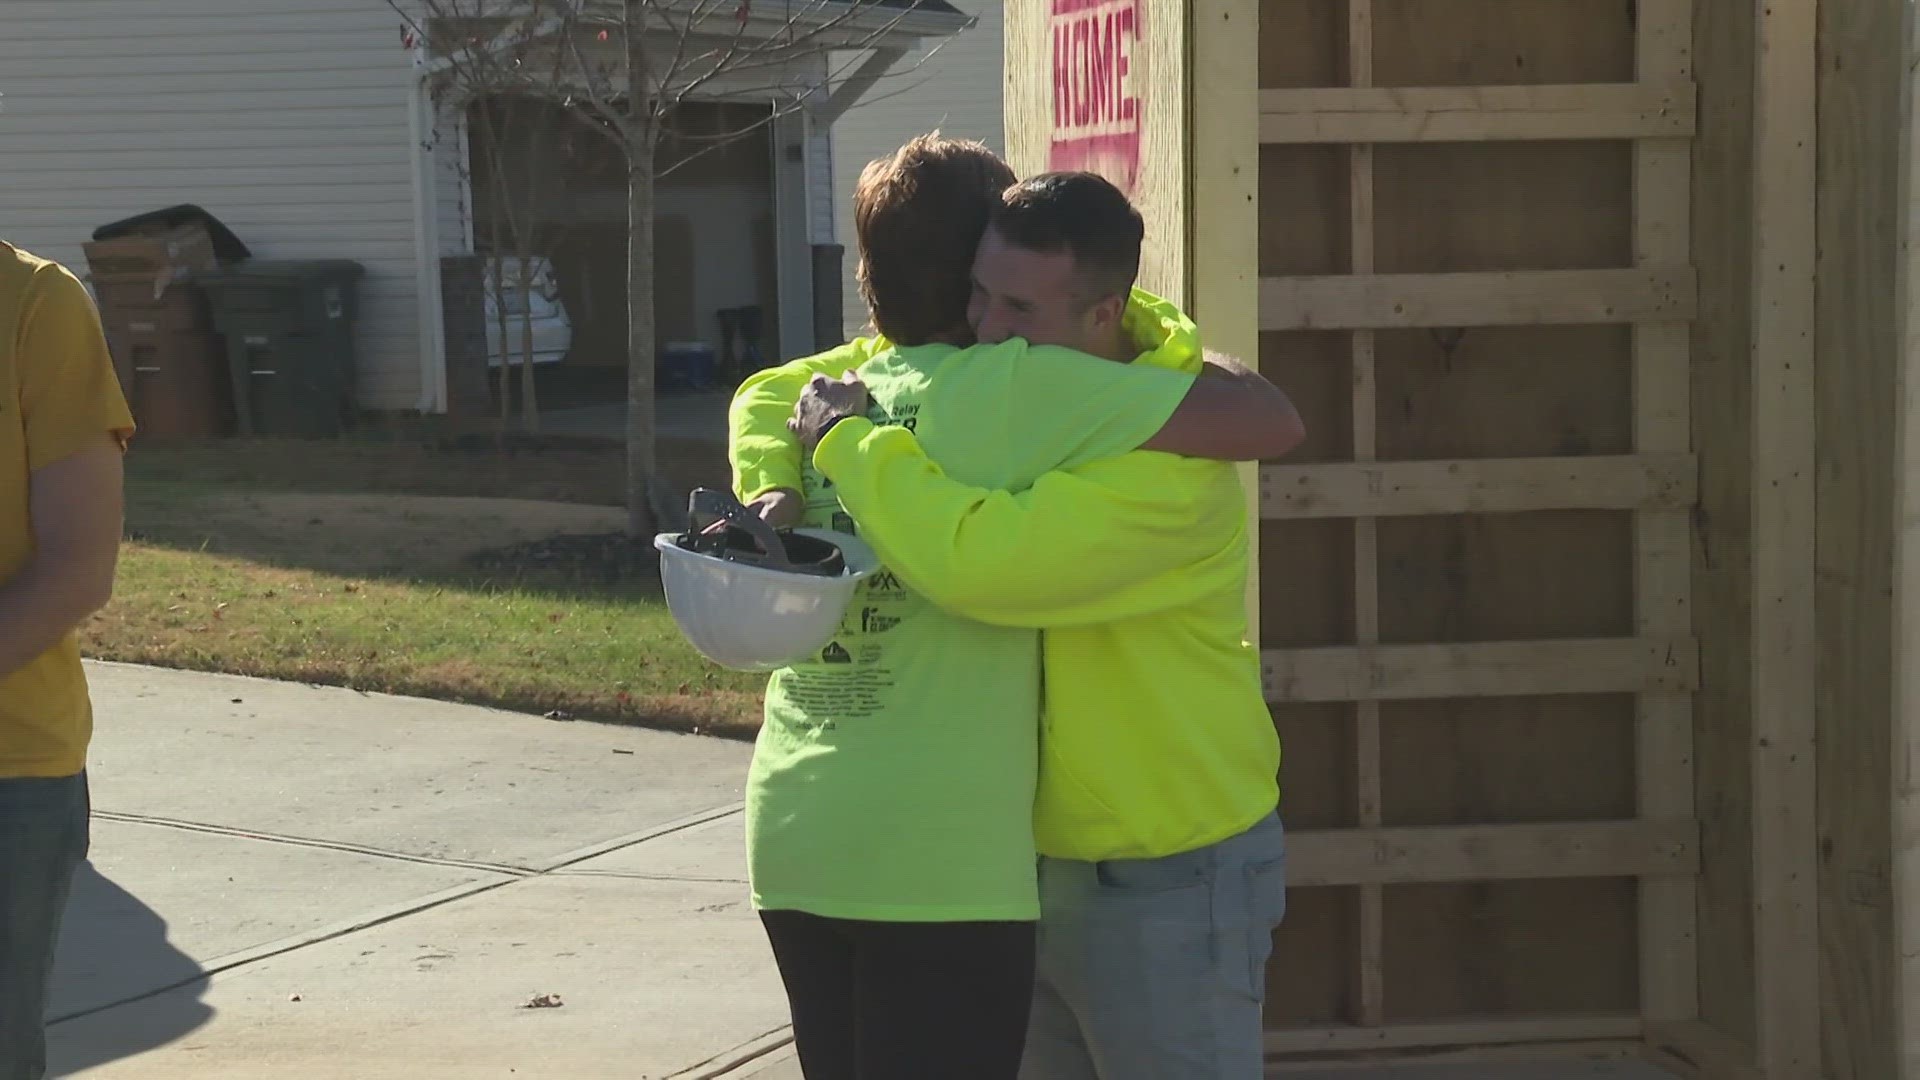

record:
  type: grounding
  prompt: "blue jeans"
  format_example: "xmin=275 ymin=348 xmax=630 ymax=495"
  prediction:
xmin=1019 ymin=812 xmax=1287 ymax=1080
xmin=0 ymin=773 xmax=89 ymax=1080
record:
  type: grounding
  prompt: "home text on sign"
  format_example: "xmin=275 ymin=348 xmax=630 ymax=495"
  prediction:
xmin=1048 ymin=0 xmax=1143 ymax=193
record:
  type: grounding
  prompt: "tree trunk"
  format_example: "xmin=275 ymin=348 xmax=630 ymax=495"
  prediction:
xmin=623 ymin=0 xmax=659 ymax=538
xmin=518 ymin=256 xmax=540 ymax=432
xmin=625 ymin=153 xmax=658 ymax=537
xmin=493 ymin=259 xmax=514 ymax=424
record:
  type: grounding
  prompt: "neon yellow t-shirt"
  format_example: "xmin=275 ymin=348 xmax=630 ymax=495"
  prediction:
xmin=736 ymin=336 xmax=1194 ymax=921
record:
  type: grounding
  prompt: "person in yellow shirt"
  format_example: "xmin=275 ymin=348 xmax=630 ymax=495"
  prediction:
xmin=767 ymin=173 xmax=1301 ymax=1079
xmin=0 ymin=242 xmax=135 ymax=1080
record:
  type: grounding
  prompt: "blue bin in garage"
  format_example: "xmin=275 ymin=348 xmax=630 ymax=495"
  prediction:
xmin=658 ymin=341 xmax=715 ymax=390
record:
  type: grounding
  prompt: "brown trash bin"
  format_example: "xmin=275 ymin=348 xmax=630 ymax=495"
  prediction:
xmin=85 ymin=220 xmax=229 ymax=441
xmin=91 ymin=278 xmax=209 ymax=335
xmin=103 ymin=328 xmax=233 ymax=443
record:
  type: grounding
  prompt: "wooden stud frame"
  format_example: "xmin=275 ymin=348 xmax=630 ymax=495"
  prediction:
xmin=1255 ymin=0 xmax=1705 ymax=1056
xmin=1631 ymin=0 xmax=1700 ymax=1036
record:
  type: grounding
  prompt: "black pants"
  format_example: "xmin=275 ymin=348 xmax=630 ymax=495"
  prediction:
xmin=758 ymin=909 xmax=1036 ymax=1080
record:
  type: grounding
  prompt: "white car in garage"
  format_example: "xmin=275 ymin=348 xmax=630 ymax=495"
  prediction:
xmin=484 ymin=256 xmax=571 ymax=368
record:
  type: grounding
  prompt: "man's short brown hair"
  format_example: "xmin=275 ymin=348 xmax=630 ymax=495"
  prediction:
xmin=853 ymin=132 xmax=1016 ymax=345
xmin=991 ymin=171 xmax=1144 ymax=303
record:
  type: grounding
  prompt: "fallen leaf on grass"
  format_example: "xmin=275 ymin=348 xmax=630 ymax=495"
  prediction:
xmin=522 ymin=993 xmax=564 ymax=1009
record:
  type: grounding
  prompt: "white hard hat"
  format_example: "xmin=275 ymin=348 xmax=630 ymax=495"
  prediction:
xmin=654 ymin=489 xmax=879 ymax=671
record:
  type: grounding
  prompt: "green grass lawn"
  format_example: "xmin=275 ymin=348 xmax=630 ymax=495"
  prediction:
xmin=85 ymin=444 xmax=766 ymax=736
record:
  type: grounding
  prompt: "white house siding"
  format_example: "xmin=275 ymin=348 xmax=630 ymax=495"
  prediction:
xmin=829 ymin=1 xmax=1004 ymax=338
xmin=0 ymin=0 xmax=430 ymax=411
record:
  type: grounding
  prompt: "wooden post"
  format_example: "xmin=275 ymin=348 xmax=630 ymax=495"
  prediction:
xmin=1892 ymin=2 xmax=1920 ymax=1075
xmin=1188 ymin=0 xmax=1263 ymax=645
xmin=1748 ymin=0 xmax=1821 ymax=1071
xmin=1344 ymin=0 xmax=1385 ymax=1031
xmin=1632 ymin=0 xmax=1698 ymax=1032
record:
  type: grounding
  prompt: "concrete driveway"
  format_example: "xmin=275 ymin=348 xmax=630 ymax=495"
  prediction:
xmin=44 ymin=662 xmax=1678 ymax=1080
xmin=46 ymin=662 xmax=786 ymax=1080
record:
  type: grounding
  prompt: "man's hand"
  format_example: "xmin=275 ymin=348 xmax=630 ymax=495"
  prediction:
xmin=698 ymin=487 xmax=803 ymax=535
xmin=789 ymin=370 xmax=869 ymax=449
xmin=747 ymin=488 xmax=804 ymax=529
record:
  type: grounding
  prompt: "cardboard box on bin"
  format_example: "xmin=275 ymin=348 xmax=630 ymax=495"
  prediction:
xmin=82 ymin=224 xmax=218 ymax=300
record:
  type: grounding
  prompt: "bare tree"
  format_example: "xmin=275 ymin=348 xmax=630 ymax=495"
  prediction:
xmin=468 ymin=93 xmax=556 ymax=430
xmin=393 ymin=0 xmax=962 ymax=537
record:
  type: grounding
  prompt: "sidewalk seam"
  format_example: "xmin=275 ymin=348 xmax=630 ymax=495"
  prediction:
xmin=665 ymin=1025 xmax=796 ymax=1079
xmin=53 ymin=802 xmax=747 ymax=1026
xmin=93 ymin=811 xmax=533 ymax=876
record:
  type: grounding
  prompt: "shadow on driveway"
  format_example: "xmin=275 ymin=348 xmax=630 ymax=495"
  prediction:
xmin=47 ymin=862 xmax=213 ymax=1076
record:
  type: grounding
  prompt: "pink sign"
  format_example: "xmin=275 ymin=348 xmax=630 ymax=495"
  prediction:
xmin=1047 ymin=0 xmax=1143 ymax=194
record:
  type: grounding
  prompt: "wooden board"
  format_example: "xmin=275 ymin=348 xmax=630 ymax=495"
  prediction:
xmin=1260 ymin=268 xmax=1693 ymax=331
xmin=1191 ymin=0 xmax=1265 ymax=685
xmin=1747 ymin=0 xmax=1822 ymax=1072
xmin=1380 ymin=696 xmax=1636 ymax=826
xmin=1370 ymin=0 xmax=1634 ymax=88
xmin=1645 ymin=1020 xmax=1768 ymax=1080
xmin=1895 ymin=0 xmax=1920 ymax=1073
xmin=1345 ymin=0 xmax=1384 ymax=1027
xmin=1691 ymin=0 xmax=1760 ymax=1053
xmin=1286 ymin=820 xmax=1697 ymax=887
xmin=1268 ymin=1014 xmax=1641 ymax=1056
xmin=1632 ymin=0 xmax=1699 ymax=1032
xmin=1261 ymin=455 xmax=1695 ymax=518
xmin=1003 ymin=0 xmax=1187 ymax=298
xmin=1260 ymin=83 xmax=1695 ymax=144
xmin=1262 ymin=637 xmax=1697 ymax=702
xmin=1383 ymin=880 xmax=1640 ymax=1019
xmin=1817 ymin=0 xmax=1908 ymax=1077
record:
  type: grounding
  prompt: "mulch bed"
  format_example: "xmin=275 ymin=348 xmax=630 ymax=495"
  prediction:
xmin=463 ymin=531 xmax=664 ymax=585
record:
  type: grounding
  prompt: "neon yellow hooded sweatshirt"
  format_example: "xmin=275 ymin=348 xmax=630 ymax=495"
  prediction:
xmin=732 ymin=290 xmax=1281 ymax=862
